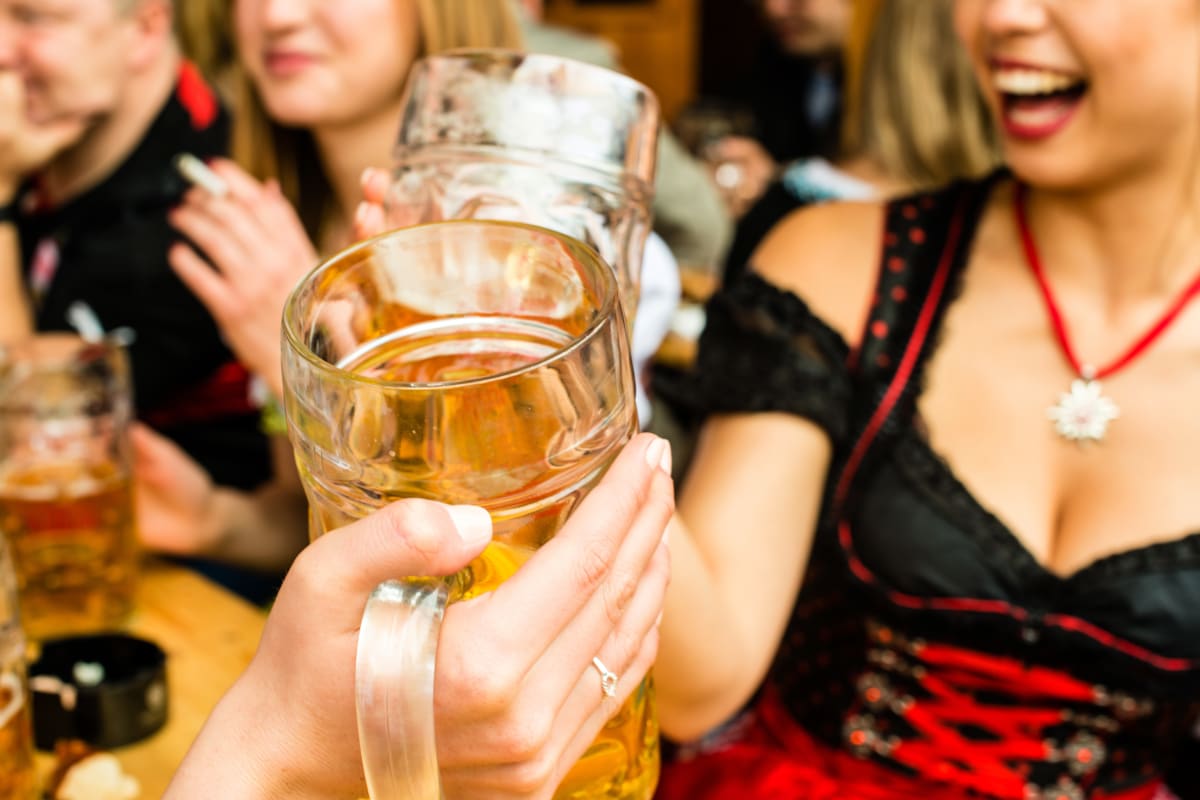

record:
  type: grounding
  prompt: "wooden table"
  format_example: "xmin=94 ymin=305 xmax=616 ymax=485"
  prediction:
xmin=35 ymin=559 xmax=267 ymax=798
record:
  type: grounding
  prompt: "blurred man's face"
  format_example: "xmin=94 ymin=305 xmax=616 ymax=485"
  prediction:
xmin=759 ymin=0 xmax=851 ymax=57
xmin=1 ymin=0 xmax=134 ymax=124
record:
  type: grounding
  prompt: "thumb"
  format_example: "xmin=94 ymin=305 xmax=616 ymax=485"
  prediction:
xmin=303 ymin=500 xmax=493 ymax=597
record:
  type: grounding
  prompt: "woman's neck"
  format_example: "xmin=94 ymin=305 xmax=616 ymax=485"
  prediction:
xmin=310 ymin=98 xmax=406 ymax=252
xmin=1022 ymin=164 xmax=1200 ymax=310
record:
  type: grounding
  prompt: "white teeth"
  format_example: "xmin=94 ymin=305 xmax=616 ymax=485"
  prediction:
xmin=992 ymin=68 xmax=1082 ymax=96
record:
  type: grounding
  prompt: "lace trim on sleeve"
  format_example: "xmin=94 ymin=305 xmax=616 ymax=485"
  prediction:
xmin=674 ymin=272 xmax=853 ymax=443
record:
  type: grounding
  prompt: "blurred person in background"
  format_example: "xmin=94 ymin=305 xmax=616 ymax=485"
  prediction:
xmin=138 ymin=0 xmax=527 ymax=572
xmin=164 ymin=0 xmax=520 ymax=405
xmin=706 ymin=0 xmax=852 ymax=217
xmin=722 ymin=0 xmax=1001 ymax=284
xmin=172 ymin=0 xmax=682 ymax=427
xmin=654 ymin=0 xmax=1000 ymax=480
xmin=0 ymin=0 xmax=289 ymax=601
xmin=0 ymin=25 xmax=80 ymax=342
xmin=0 ymin=0 xmax=268 ymax=487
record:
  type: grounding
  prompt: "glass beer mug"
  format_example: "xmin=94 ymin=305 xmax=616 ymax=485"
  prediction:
xmin=0 ymin=335 xmax=138 ymax=641
xmin=282 ymin=221 xmax=657 ymax=799
xmin=385 ymin=50 xmax=659 ymax=324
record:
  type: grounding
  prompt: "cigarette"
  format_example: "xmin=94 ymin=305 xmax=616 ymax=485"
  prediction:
xmin=175 ymin=153 xmax=229 ymax=198
xmin=66 ymin=301 xmax=106 ymax=343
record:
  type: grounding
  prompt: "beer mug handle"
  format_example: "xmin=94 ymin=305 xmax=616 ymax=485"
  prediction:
xmin=356 ymin=578 xmax=449 ymax=800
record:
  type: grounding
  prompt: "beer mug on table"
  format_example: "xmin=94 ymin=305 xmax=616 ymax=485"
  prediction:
xmin=282 ymin=221 xmax=656 ymax=799
xmin=0 ymin=335 xmax=138 ymax=640
xmin=385 ymin=50 xmax=659 ymax=325
xmin=0 ymin=534 xmax=37 ymax=800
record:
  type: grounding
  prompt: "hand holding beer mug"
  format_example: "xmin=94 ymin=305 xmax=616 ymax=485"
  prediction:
xmin=0 ymin=336 xmax=137 ymax=640
xmin=282 ymin=221 xmax=658 ymax=799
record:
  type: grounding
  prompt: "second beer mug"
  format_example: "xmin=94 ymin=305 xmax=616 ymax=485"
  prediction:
xmin=386 ymin=50 xmax=659 ymax=323
xmin=0 ymin=336 xmax=138 ymax=641
xmin=283 ymin=221 xmax=657 ymax=799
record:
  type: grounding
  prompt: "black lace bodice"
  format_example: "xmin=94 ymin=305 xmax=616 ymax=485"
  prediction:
xmin=672 ymin=177 xmax=1200 ymax=798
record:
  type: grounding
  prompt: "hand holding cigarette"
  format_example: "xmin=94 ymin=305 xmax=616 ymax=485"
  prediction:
xmin=166 ymin=157 xmax=319 ymax=397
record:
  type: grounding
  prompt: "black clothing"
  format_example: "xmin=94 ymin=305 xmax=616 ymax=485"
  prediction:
xmin=18 ymin=63 xmax=271 ymax=491
xmin=722 ymin=157 xmax=871 ymax=285
xmin=743 ymin=47 xmax=842 ymax=164
xmin=663 ymin=176 xmax=1200 ymax=798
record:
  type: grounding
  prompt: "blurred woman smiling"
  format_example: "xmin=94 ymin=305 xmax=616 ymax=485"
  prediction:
xmin=168 ymin=0 xmax=522 ymax=391
xmin=133 ymin=0 xmax=523 ymax=570
xmin=649 ymin=1 xmax=1200 ymax=797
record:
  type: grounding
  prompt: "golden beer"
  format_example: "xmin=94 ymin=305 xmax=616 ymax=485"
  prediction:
xmin=0 ymin=334 xmax=137 ymax=641
xmin=286 ymin=221 xmax=656 ymax=798
xmin=300 ymin=312 xmax=658 ymax=799
xmin=0 ymin=461 xmax=137 ymax=640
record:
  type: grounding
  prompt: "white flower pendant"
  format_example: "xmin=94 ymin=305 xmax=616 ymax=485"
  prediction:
xmin=1047 ymin=378 xmax=1120 ymax=443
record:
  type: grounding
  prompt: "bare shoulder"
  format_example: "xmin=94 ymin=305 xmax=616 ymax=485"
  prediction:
xmin=750 ymin=200 xmax=885 ymax=348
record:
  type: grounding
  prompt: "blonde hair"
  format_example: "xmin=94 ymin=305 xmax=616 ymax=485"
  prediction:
xmin=223 ymin=0 xmax=524 ymax=241
xmin=843 ymin=0 xmax=1000 ymax=189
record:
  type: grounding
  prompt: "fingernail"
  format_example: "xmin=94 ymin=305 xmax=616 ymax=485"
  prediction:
xmin=360 ymin=166 xmax=373 ymax=186
xmin=644 ymin=437 xmax=667 ymax=472
xmin=353 ymin=202 xmax=368 ymax=227
xmin=658 ymin=441 xmax=672 ymax=476
xmin=445 ymin=504 xmax=492 ymax=548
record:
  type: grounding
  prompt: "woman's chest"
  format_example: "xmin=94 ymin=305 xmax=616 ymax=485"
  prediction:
xmin=912 ymin=265 xmax=1200 ymax=578
xmin=842 ymin=436 xmax=1200 ymax=666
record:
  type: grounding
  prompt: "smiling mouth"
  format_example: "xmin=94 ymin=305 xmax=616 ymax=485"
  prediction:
xmin=992 ymin=67 xmax=1088 ymax=139
xmin=264 ymin=51 xmax=316 ymax=77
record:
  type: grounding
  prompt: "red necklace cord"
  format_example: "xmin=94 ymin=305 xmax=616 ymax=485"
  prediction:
xmin=1013 ymin=182 xmax=1200 ymax=380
